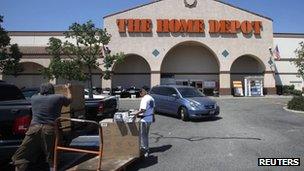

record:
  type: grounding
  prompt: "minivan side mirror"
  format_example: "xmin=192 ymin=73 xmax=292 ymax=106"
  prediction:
xmin=172 ymin=94 xmax=179 ymax=98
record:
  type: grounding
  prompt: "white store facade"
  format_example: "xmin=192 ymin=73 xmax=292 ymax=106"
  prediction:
xmin=1 ymin=0 xmax=304 ymax=95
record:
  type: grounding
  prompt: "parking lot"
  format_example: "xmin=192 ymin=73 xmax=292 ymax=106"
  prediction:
xmin=2 ymin=97 xmax=303 ymax=170
xmin=122 ymin=97 xmax=304 ymax=171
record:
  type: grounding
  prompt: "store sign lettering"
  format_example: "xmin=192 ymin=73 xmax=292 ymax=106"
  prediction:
xmin=156 ymin=19 xmax=205 ymax=33
xmin=208 ymin=20 xmax=262 ymax=35
xmin=116 ymin=19 xmax=263 ymax=35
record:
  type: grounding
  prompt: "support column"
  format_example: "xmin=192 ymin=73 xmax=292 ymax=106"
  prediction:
xmin=264 ymin=71 xmax=276 ymax=95
xmin=102 ymin=77 xmax=112 ymax=89
xmin=219 ymin=71 xmax=231 ymax=95
xmin=0 ymin=73 xmax=3 ymax=81
xmin=151 ymin=71 xmax=161 ymax=88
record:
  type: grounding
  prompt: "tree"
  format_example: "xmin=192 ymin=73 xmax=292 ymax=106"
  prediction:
xmin=44 ymin=20 xmax=124 ymax=98
xmin=0 ymin=16 xmax=23 ymax=76
xmin=42 ymin=37 xmax=87 ymax=81
xmin=294 ymin=42 xmax=304 ymax=80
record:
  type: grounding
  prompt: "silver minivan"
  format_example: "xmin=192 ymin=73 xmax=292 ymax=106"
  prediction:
xmin=150 ymin=85 xmax=220 ymax=121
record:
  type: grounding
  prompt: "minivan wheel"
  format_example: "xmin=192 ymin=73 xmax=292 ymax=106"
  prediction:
xmin=179 ymin=107 xmax=189 ymax=121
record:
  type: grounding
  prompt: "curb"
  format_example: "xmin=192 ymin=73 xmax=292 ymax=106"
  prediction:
xmin=283 ymin=106 xmax=304 ymax=114
xmin=211 ymin=95 xmax=293 ymax=99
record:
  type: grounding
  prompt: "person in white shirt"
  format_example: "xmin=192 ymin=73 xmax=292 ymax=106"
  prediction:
xmin=135 ymin=86 xmax=155 ymax=158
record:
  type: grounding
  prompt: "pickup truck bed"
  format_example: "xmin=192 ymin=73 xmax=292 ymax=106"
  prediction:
xmin=0 ymin=83 xmax=117 ymax=164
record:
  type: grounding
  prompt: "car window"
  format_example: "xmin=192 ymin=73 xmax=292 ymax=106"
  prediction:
xmin=0 ymin=85 xmax=25 ymax=101
xmin=93 ymin=90 xmax=100 ymax=95
xmin=167 ymin=87 xmax=177 ymax=96
xmin=22 ymin=90 xmax=39 ymax=99
xmin=177 ymin=87 xmax=205 ymax=98
xmin=150 ymin=87 xmax=160 ymax=95
xmin=159 ymin=87 xmax=174 ymax=96
xmin=159 ymin=87 xmax=169 ymax=96
xmin=150 ymin=87 xmax=156 ymax=94
xmin=151 ymin=87 xmax=177 ymax=96
xmin=84 ymin=91 xmax=88 ymax=95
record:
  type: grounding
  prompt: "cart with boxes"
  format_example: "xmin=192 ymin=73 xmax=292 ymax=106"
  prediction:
xmin=53 ymin=84 xmax=141 ymax=171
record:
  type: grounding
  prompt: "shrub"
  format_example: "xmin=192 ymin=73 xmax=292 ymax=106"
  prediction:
xmin=290 ymin=89 xmax=303 ymax=96
xmin=288 ymin=96 xmax=304 ymax=111
xmin=282 ymin=85 xmax=295 ymax=95
xmin=282 ymin=85 xmax=303 ymax=96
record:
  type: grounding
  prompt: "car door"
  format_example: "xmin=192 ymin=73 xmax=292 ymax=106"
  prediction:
xmin=158 ymin=87 xmax=175 ymax=115
xmin=150 ymin=87 xmax=163 ymax=113
xmin=164 ymin=87 xmax=180 ymax=115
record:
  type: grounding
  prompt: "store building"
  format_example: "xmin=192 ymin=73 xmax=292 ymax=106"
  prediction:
xmin=1 ymin=0 xmax=304 ymax=95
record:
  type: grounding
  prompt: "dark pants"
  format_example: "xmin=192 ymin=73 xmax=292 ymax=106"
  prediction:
xmin=11 ymin=124 xmax=55 ymax=171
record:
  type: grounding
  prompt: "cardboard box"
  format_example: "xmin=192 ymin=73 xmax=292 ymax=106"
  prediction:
xmin=100 ymin=118 xmax=141 ymax=158
xmin=54 ymin=84 xmax=85 ymax=130
xmin=68 ymin=119 xmax=140 ymax=170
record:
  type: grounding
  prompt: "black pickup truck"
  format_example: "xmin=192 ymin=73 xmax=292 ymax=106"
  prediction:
xmin=0 ymin=83 xmax=117 ymax=164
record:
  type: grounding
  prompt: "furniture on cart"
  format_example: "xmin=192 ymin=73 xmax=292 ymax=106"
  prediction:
xmin=53 ymin=117 xmax=140 ymax=171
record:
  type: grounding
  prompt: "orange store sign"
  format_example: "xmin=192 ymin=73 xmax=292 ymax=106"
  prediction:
xmin=116 ymin=19 xmax=263 ymax=35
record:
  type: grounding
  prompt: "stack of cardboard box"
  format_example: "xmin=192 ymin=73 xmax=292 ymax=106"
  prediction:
xmin=54 ymin=84 xmax=85 ymax=130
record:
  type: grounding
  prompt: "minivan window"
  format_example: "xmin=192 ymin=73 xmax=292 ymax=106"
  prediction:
xmin=150 ymin=87 xmax=177 ymax=96
xmin=177 ymin=87 xmax=205 ymax=98
xmin=157 ymin=87 xmax=167 ymax=96
xmin=166 ymin=87 xmax=177 ymax=96
xmin=150 ymin=87 xmax=161 ymax=95
xmin=158 ymin=87 xmax=176 ymax=96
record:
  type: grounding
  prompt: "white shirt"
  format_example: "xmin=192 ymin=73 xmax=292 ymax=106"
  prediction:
xmin=140 ymin=94 xmax=155 ymax=123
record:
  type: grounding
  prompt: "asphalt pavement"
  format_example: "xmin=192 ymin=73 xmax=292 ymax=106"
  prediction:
xmin=124 ymin=97 xmax=304 ymax=171
xmin=2 ymin=97 xmax=303 ymax=171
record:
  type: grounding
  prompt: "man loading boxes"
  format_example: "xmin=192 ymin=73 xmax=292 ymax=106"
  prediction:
xmin=11 ymin=83 xmax=72 ymax=171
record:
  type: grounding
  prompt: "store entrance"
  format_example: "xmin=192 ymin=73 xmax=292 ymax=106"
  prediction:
xmin=176 ymin=80 xmax=203 ymax=92
xmin=174 ymin=79 xmax=218 ymax=96
xmin=160 ymin=41 xmax=220 ymax=97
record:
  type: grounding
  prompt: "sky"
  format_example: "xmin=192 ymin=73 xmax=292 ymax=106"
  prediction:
xmin=1 ymin=0 xmax=303 ymax=33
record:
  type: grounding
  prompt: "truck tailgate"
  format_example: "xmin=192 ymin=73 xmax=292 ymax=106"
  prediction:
xmin=0 ymin=100 xmax=31 ymax=140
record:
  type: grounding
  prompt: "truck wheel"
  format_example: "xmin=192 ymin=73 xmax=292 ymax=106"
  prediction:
xmin=179 ymin=107 xmax=189 ymax=121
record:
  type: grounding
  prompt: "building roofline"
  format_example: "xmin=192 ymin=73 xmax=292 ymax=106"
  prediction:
xmin=274 ymin=33 xmax=304 ymax=38
xmin=103 ymin=0 xmax=163 ymax=19
xmin=103 ymin=0 xmax=272 ymax=21
xmin=213 ymin=0 xmax=272 ymax=21
xmin=8 ymin=31 xmax=65 ymax=36
xmin=9 ymin=31 xmax=304 ymax=38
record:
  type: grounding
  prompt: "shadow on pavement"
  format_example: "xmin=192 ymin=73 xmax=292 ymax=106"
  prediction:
xmin=127 ymin=145 xmax=172 ymax=170
xmin=150 ymin=144 xmax=172 ymax=154
xmin=156 ymin=113 xmax=223 ymax=122
xmin=191 ymin=116 xmax=223 ymax=122
xmin=155 ymin=113 xmax=179 ymax=119
xmin=127 ymin=155 xmax=158 ymax=170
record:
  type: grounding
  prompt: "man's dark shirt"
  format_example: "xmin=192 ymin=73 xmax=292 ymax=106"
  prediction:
xmin=31 ymin=94 xmax=71 ymax=125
